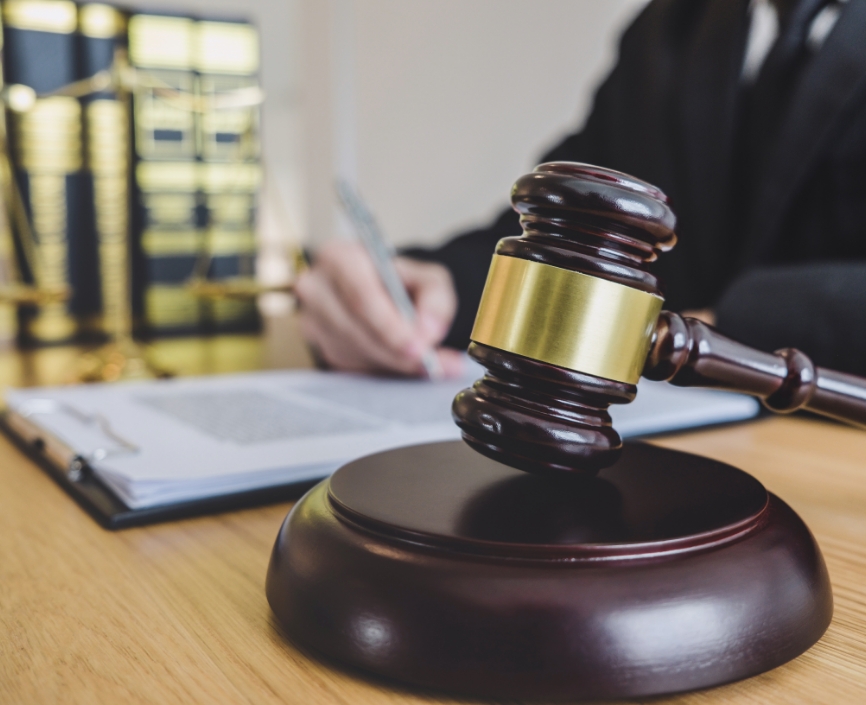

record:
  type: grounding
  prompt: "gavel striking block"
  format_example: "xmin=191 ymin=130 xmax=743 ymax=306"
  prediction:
xmin=267 ymin=162 xmax=844 ymax=701
xmin=454 ymin=162 xmax=866 ymax=477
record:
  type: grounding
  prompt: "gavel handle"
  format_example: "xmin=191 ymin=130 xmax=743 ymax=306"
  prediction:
xmin=643 ymin=311 xmax=866 ymax=428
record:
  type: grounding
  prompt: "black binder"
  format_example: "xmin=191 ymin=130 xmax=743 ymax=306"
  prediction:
xmin=0 ymin=410 xmax=317 ymax=529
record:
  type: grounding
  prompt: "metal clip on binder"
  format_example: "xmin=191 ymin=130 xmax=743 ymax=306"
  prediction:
xmin=4 ymin=399 xmax=138 ymax=480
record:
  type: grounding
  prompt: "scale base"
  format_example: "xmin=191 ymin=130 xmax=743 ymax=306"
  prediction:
xmin=72 ymin=337 xmax=172 ymax=383
xmin=267 ymin=441 xmax=831 ymax=701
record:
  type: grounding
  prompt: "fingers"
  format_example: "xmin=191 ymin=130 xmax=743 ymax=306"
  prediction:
xmin=681 ymin=308 xmax=716 ymax=326
xmin=436 ymin=347 xmax=467 ymax=378
xmin=325 ymin=243 xmax=420 ymax=355
xmin=297 ymin=286 xmax=424 ymax=375
xmin=296 ymin=262 xmax=421 ymax=375
xmin=295 ymin=241 xmax=458 ymax=376
xmin=395 ymin=257 xmax=457 ymax=347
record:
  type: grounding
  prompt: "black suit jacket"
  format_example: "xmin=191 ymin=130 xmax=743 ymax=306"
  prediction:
xmin=408 ymin=0 xmax=866 ymax=375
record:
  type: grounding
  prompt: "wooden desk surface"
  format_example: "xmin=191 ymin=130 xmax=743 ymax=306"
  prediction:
xmin=1 ymin=324 xmax=864 ymax=703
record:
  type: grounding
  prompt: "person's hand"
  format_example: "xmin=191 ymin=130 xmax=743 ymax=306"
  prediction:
xmin=294 ymin=241 xmax=464 ymax=377
xmin=681 ymin=309 xmax=716 ymax=326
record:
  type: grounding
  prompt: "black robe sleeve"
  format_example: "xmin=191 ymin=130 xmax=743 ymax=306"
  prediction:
xmin=403 ymin=0 xmax=866 ymax=376
xmin=714 ymin=262 xmax=866 ymax=377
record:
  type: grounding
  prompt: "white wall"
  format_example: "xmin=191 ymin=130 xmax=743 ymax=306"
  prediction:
xmin=133 ymin=0 xmax=650 ymax=251
xmin=303 ymin=0 xmax=650 ymax=249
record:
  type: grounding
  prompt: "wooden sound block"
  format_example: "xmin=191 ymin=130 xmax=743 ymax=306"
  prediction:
xmin=266 ymin=441 xmax=832 ymax=701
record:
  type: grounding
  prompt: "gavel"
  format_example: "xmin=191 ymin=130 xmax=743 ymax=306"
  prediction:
xmin=453 ymin=162 xmax=866 ymax=477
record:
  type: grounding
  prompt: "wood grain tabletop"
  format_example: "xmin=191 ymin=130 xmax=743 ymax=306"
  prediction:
xmin=1 ymin=325 xmax=863 ymax=704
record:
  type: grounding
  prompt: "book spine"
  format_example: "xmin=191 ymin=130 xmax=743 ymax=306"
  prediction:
xmin=0 ymin=8 xmax=20 ymax=344
xmin=195 ymin=19 xmax=261 ymax=334
xmin=3 ymin=0 xmax=81 ymax=344
xmin=127 ymin=12 xmax=203 ymax=337
xmin=77 ymin=2 xmax=129 ymax=341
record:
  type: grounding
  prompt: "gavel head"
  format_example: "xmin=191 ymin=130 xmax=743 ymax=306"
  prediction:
xmin=452 ymin=162 xmax=677 ymax=477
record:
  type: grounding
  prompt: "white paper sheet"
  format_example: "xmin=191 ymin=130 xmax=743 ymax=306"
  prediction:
xmin=5 ymin=365 xmax=759 ymax=509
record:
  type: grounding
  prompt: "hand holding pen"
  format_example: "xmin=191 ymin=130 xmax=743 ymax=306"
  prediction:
xmin=293 ymin=184 xmax=464 ymax=378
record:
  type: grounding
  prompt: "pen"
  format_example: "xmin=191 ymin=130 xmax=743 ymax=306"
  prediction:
xmin=335 ymin=179 xmax=442 ymax=379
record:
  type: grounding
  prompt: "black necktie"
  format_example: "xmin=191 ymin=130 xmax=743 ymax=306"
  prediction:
xmin=745 ymin=0 xmax=834 ymax=172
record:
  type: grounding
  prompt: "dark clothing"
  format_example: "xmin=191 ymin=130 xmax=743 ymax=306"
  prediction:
xmin=410 ymin=0 xmax=866 ymax=375
xmin=715 ymin=262 xmax=866 ymax=374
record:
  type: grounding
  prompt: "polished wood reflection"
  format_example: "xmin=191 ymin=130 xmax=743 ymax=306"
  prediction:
xmin=646 ymin=311 xmax=866 ymax=427
xmin=0 ymin=309 xmax=313 ymax=389
xmin=0 ymin=315 xmax=864 ymax=703
xmin=268 ymin=441 xmax=830 ymax=700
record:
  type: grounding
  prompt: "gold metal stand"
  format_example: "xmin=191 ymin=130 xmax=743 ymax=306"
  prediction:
xmin=1 ymin=40 xmax=276 ymax=381
xmin=74 ymin=335 xmax=170 ymax=383
xmin=185 ymin=161 xmax=306 ymax=309
xmin=0 ymin=284 xmax=69 ymax=304
xmin=186 ymin=278 xmax=295 ymax=299
xmin=70 ymin=48 xmax=169 ymax=383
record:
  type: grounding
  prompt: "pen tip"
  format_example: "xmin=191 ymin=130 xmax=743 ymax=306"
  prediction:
xmin=422 ymin=350 xmax=443 ymax=381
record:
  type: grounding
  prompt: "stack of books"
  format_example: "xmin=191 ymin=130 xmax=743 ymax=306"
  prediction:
xmin=1 ymin=0 xmax=262 ymax=345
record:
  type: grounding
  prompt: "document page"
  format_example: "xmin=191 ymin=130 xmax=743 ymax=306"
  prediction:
xmin=5 ymin=365 xmax=759 ymax=510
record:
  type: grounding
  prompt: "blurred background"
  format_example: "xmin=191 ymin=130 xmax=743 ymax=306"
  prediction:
xmin=139 ymin=0 xmax=649 ymax=249
xmin=0 ymin=0 xmax=649 ymax=356
xmin=297 ymin=0 xmax=650 ymax=250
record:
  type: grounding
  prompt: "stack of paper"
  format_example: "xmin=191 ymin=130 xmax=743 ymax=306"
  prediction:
xmin=4 ymin=365 xmax=759 ymax=509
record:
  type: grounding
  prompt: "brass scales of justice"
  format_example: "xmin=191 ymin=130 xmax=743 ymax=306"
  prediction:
xmin=0 ymin=43 xmax=296 ymax=382
xmin=266 ymin=163 xmax=866 ymax=701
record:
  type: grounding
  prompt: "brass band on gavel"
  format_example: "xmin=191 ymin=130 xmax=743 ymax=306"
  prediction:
xmin=471 ymin=254 xmax=663 ymax=385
